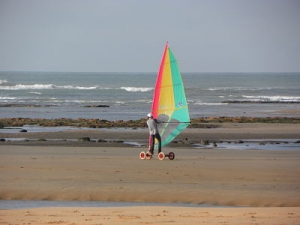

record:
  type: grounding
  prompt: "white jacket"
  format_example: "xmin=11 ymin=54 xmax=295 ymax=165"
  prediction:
xmin=147 ymin=118 xmax=159 ymax=135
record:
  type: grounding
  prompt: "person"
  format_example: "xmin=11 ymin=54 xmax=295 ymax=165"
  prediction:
xmin=146 ymin=113 xmax=161 ymax=155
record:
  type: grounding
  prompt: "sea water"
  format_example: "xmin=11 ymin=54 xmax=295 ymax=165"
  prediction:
xmin=0 ymin=200 xmax=219 ymax=209
xmin=0 ymin=71 xmax=299 ymax=120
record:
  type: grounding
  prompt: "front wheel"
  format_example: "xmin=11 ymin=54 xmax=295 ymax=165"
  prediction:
xmin=158 ymin=152 xmax=165 ymax=160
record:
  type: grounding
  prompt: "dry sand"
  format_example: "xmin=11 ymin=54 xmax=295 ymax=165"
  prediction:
xmin=1 ymin=207 xmax=299 ymax=225
xmin=0 ymin=123 xmax=300 ymax=224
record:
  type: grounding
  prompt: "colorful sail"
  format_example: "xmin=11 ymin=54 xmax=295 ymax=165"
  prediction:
xmin=151 ymin=43 xmax=190 ymax=146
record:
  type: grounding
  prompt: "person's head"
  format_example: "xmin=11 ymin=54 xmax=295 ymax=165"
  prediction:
xmin=147 ymin=113 xmax=153 ymax=118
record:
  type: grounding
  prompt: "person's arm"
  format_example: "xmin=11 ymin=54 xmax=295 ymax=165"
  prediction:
xmin=154 ymin=119 xmax=162 ymax=124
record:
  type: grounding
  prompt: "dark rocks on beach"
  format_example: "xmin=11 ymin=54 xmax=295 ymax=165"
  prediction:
xmin=188 ymin=123 xmax=220 ymax=128
xmin=0 ymin=138 xmax=5 ymax=142
xmin=173 ymin=140 xmax=186 ymax=144
xmin=38 ymin=138 xmax=47 ymax=141
xmin=200 ymin=140 xmax=209 ymax=145
xmin=110 ymin=140 xmax=124 ymax=143
xmin=78 ymin=137 xmax=91 ymax=142
xmin=96 ymin=139 xmax=107 ymax=143
xmin=0 ymin=117 xmax=299 ymax=129
xmin=20 ymin=129 xmax=27 ymax=133
xmin=0 ymin=104 xmax=41 ymax=107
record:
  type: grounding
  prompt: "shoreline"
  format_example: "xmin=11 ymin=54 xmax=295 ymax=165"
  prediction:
xmin=0 ymin=122 xmax=299 ymax=148
xmin=0 ymin=199 xmax=219 ymax=210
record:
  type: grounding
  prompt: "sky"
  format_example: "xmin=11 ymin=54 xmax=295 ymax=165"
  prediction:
xmin=0 ymin=0 xmax=299 ymax=73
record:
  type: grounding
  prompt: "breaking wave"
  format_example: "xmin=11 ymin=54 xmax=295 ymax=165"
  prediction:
xmin=0 ymin=84 xmax=98 ymax=90
xmin=0 ymin=96 xmax=17 ymax=100
xmin=242 ymin=95 xmax=300 ymax=102
xmin=0 ymin=79 xmax=8 ymax=85
xmin=121 ymin=87 xmax=153 ymax=92
xmin=194 ymin=102 xmax=228 ymax=106
xmin=0 ymin=83 xmax=153 ymax=92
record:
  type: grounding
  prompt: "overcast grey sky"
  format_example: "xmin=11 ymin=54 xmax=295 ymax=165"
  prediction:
xmin=0 ymin=0 xmax=299 ymax=72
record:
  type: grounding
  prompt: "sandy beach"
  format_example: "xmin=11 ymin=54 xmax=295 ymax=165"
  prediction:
xmin=0 ymin=122 xmax=300 ymax=224
xmin=1 ymin=207 xmax=299 ymax=225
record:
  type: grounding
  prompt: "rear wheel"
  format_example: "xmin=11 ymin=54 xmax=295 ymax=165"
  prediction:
xmin=168 ymin=152 xmax=175 ymax=160
xmin=139 ymin=151 xmax=146 ymax=160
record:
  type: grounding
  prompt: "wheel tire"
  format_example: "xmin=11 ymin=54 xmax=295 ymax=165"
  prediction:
xmin=168 ymin=152 xmax=175 ymax=160
xmin=146 ymin=153 xmax=152 ymax=160
xmin=158 ymin=152 xmax=165 ymax=160
xmin=139 ymin=151 xmax=146 ymax=160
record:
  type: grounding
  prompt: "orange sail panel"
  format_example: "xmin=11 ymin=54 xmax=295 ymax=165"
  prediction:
xmin=151 ymin=43 xmax=190 ymax=146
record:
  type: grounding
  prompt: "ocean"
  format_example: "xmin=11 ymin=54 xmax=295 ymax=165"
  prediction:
xmin=0 ymin=71 xmax=299 ymax=120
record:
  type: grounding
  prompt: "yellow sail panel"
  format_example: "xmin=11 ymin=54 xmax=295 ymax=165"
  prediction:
xmin=159 ymin=51 xmax=174 ymax=116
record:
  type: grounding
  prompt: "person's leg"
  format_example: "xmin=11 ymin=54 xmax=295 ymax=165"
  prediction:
xmin=148 ymin=135 xmax=152 ymax=151
xmin=155 ymin=133 xmax=162 ymax=153
xmin=150 ymin=135 xmax=155 ymax=154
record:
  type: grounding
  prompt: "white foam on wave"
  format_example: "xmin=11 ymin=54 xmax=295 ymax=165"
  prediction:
xmin=0 ymin=84 xmax=55 ymax=90
xmin=0 ymin=79 xmax=8 ymax=85
xmin=0 ymin=96 xmax=17 ymax=100
xmin=121 ymin=87 xmax=153 ymax=92
xmin=75 ymin=86 xmax=97 ymax=90
xmin=63 ymin=85 xmax=98 ymax=90
xmin=194 ymin=102 xmax=228 ymax=106
xmin=243 ymin=95 xmax=300 ymax=102
xmin=0 ymin=84 xmax=98 ymax=90
xmin=207 ymin=87 xmax=273 ymax=91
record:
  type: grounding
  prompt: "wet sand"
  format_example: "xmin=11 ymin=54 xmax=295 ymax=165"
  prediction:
xmin=1 ymin=123 xmax=300 ymax=146
xmin=0 ymin=146 xmax=299 ymax=206
xmin=0 ymin=123 xmax=300 ymax=224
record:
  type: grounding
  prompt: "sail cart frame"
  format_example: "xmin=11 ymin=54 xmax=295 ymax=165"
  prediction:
xmin=140 ymin=43 xmax=190 ymax=160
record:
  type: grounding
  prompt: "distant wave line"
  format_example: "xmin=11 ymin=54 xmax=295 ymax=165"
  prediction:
xmin=0 ymin=84 xmax=98 ymax=90
xmin=222 ymin=100 xmax=300 ymax=104
xmin=205 ymin=87 xmax=299 ymax=91
xmin=193 ymin=102 xmax=228 ymax=106
xmin=242 ymin=95 xmax=300 ymax=102
xmin=0 ymin=97 xmax=17 ymax=100
xmin=121 ymin=87 xmax=153 ymax=92
xmin=0 ymin=98 xmax=152 ymax=104
xmin=0 ymin=84 xmax=154 ymax=92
